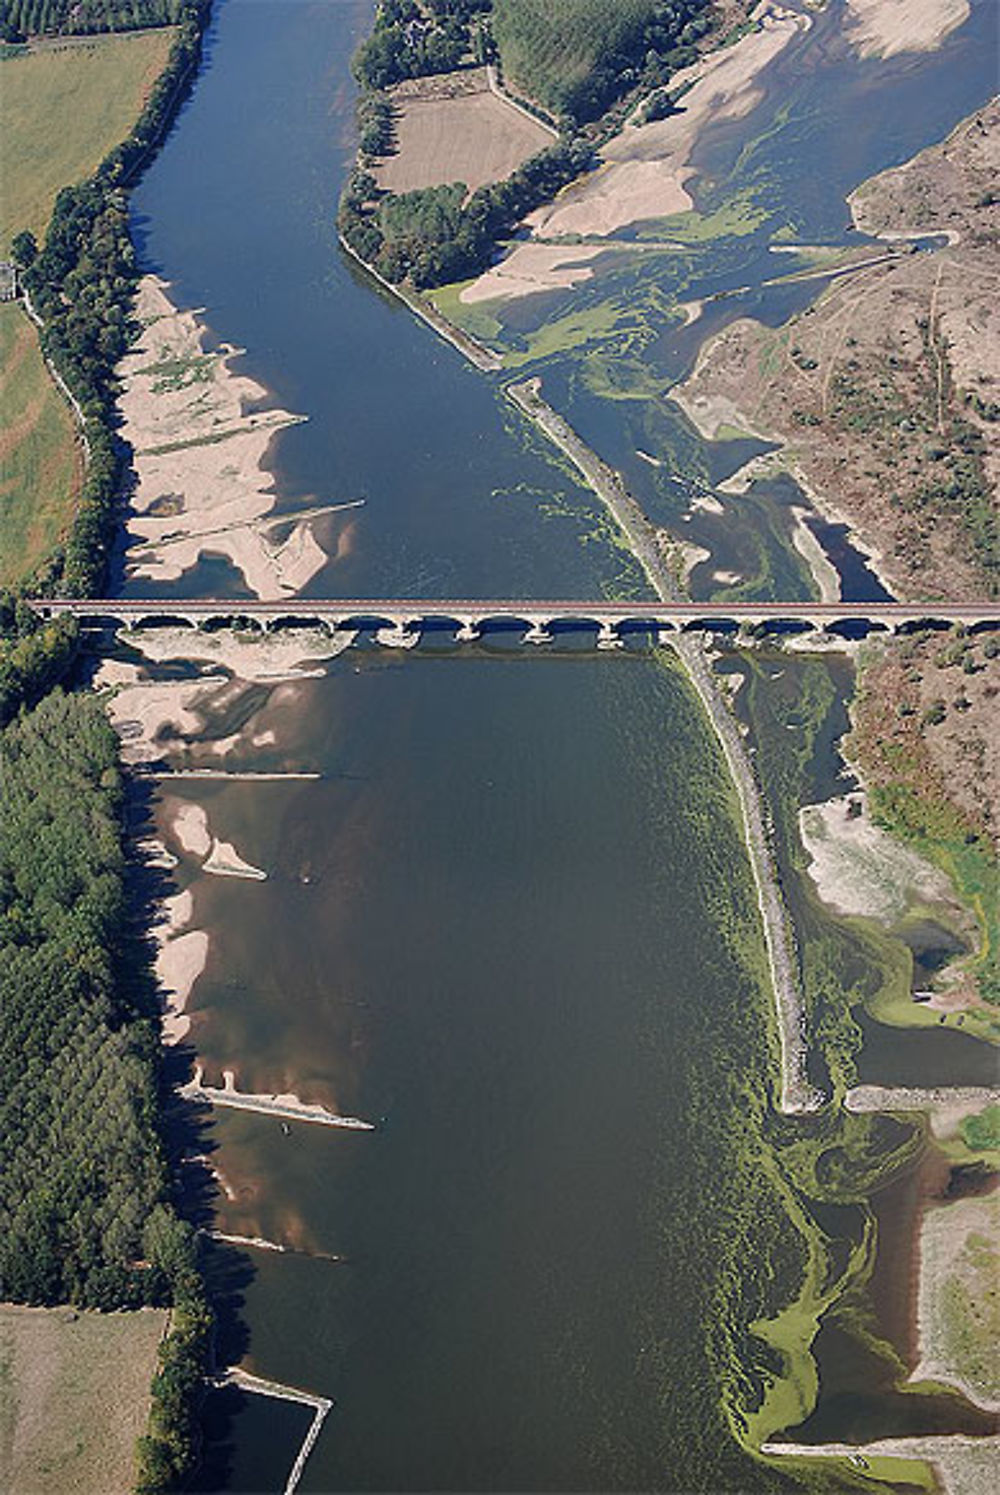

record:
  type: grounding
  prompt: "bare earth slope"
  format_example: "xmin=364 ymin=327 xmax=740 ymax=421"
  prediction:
xmin=673 ymin=99 xmax=1000 ymax=602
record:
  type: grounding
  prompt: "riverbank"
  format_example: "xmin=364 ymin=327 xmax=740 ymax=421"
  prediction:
xmin=670 ymin=97 xmax=1000 ymax=604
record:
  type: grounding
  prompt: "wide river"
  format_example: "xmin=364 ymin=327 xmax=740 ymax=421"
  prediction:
xmin=123 ymin=1 xmax=998 ymax=1489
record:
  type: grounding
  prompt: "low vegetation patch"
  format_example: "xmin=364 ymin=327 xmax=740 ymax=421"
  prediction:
xmin=848 ymin=633 xmax=1000 ymax=1006
xmin=373 ymin=69 xmax=553 ymax=196
xmin=0 ymin=25 xmax=177 ymax=251
xmin=0 ymin=1303 xmax=167 ymax=1495
xmin=0 ymin=303 xmax=80 ymax=589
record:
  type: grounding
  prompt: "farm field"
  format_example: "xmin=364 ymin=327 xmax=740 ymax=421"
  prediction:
xmin=0 ymin=1303 xmax=167 ymax=1495
xmin=0 ymin=302 xmax=80 ymax=589
xmin=0 ymin=26 xmax=176 ymax=250
xmin=374 ymin=69 xmax=553 ymax=196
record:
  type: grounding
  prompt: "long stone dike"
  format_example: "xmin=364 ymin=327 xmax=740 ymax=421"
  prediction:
xmin=507 ymin=378 xmax=821 ymax=1115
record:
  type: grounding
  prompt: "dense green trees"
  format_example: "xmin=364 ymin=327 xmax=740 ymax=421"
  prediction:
xmin=0 ymin=690 xmax=166 ymax=1304
xmin=352 ymin=0 xmax=490 ymax=91
xmin=340 ymin=135 xmax=594 ymax=289
xmin=0 ymin=593 xmax=79 ymax=726
xmin=0 ymin=0 xmax=182 ymax=38
xmin=0 ymin=689 xmax=213 ymax=1488
xmin=491 ymin=0 xmax=715 ymax=124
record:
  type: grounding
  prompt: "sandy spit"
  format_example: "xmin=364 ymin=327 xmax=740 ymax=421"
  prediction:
xmin=844 ymin=0 xmax=970 ymax=60
xmin=908 ymin=1191 xmax=1000 ymax=1412
xmin=119 ymin=276 xmax=328 ymax=598
xmin=790 ymin=506 xmax=840 ymax=602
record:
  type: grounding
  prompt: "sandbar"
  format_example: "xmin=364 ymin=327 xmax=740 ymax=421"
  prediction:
xmin=119 ymin=276 xmax=328 ymax=598
xmin=844 ymin=0 xmax=970 ymax=60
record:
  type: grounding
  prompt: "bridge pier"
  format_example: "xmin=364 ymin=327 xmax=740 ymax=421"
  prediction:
xmin=524 ymin=620 xmax=553 ymax=645
xmin=375 ymin=623 xmax=419 ymax=649
xmin=455 ymin=619 xmax=481 ymax=643
xmin=596 ymin=620 xmax=623 ymax=649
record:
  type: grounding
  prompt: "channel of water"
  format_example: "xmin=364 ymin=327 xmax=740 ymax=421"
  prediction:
xmin=118 ymin=1 xmax=999 ymax=1487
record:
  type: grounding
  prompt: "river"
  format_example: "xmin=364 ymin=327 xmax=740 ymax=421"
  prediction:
xmin=120 ymin=1 xmax=998 ymax=1489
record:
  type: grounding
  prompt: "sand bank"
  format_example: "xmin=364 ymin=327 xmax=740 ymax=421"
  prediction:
xmin=459 ymin=243 xmax=605 ymax=304
xmin=844 ymin=0 xmax=970 ymax=60
xmin=165 ymin=799 xmax=267 ymax=881
xmin=119 ymin=276 xmax=329 ymax=598
xmin=791 ymin=506 xmax=840 ymax=602
xmin=155 ymin=889 xmax=208 ymax=1045
xmin=800 ymin=793 xmax=962 ymax=923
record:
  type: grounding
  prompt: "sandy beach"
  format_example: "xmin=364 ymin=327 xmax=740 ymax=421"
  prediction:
xmin=119 ymin=276 xmax=328 ymax=598
xmin=155 ymin=889 xmax=208 ymax=1045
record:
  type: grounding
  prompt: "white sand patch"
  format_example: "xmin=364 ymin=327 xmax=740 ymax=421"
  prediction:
xmin=530 ymin=158 xmax=695 ymax=239
xmin=120 ymin=624 xmax=354 ymax=681
xmin=712 ymin=569 xmax=743 ymax=584
xmin=156 ymin=926 xmax=209 ymax=1046
xmin=459 ymin=243 xmax=605 ymax=303
xmin=678 ymin=298 xmax=705 ymax=326
xmin=203 ymin=839 xmax=267 ymax=881
xmin=844 ymin=0 xmax=970 ymax=60
xmin=800 ymin=794 xmax=958 ymax=922
xmin=689 ymin=491 xmax=725 ymax=515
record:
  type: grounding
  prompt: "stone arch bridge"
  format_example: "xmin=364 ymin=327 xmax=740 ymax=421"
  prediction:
xmin=33 ymin=598 xmax=1000 ymax=646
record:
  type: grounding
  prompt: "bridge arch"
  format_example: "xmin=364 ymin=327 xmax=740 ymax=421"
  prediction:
xmin=129 ymin=613 xmax=198 ymax=631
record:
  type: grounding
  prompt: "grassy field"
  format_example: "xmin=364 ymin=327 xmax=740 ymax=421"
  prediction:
xmin=491 ymin=0 xmax=661 ymax=118
xmin=0 ymin=1303 xmax=167 ymax=1494
xmin=0 ymin=28 xmax=176 ymax=251
xmin=0 ymin=301 xmax=80 ymax=589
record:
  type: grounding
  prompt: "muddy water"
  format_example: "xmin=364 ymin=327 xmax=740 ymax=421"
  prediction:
xmin=158 ymin=644 xmax=802 ymax=1491
xmin=122 ymin=0 xmax=1000 ymax=1488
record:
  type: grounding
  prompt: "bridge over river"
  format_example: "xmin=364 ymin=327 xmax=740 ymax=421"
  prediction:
xmin=34 ymin=598 xmax=1000 ymax=645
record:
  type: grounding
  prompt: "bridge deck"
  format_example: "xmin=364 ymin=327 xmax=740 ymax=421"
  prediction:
xmin=34 ymin=598 xmax=999 ymax=622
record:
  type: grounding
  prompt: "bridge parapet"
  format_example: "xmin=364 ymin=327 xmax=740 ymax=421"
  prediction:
xmin=30 ymin=598 xmax=1000 ymax=643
